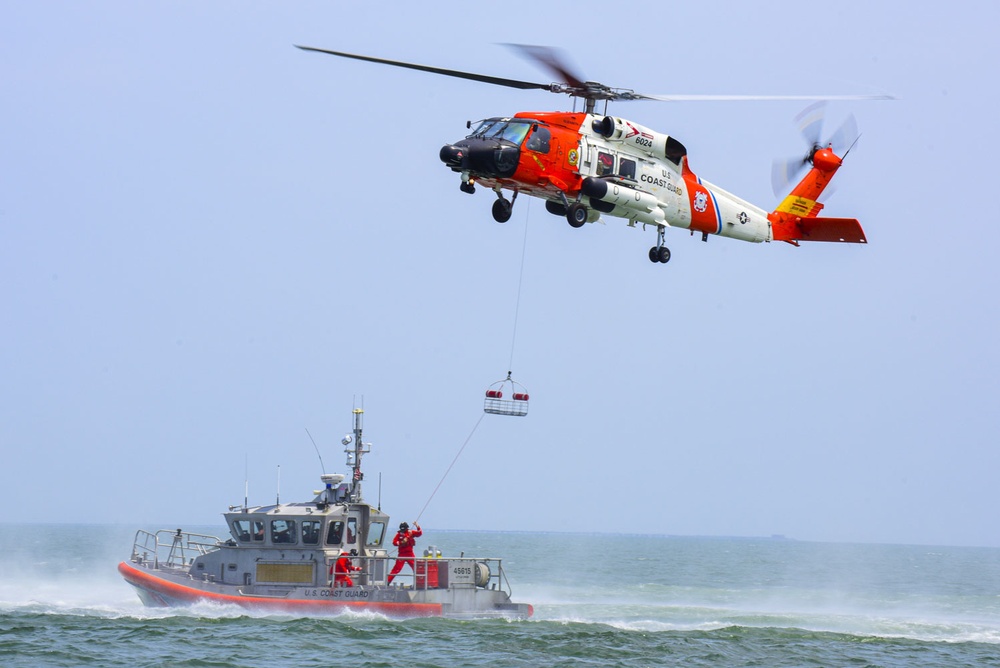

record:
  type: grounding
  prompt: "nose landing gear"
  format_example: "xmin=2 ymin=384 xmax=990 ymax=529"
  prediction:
xmin=491 ymin=189 xmax=517 ymax=223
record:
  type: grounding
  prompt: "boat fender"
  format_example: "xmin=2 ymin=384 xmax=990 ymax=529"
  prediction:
xmin=474 ymin=561 xmax=491 ymax=588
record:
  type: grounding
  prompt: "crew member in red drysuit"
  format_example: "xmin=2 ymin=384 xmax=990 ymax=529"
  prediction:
xmin=331 ymin=549 xmax=361 ymax=587
xmin=387 ymin=521 xmax=422 ymax=584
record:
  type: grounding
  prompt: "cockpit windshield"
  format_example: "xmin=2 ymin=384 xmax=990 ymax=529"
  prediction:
xmin=468 ymin=119 xmax=534 ymax=146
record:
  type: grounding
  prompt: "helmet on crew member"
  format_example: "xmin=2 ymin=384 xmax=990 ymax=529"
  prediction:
xmin=399 ymin=522 xmax=409 ymax=530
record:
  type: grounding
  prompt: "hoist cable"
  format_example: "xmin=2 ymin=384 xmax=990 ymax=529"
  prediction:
xmin=414 ymin=412 xmax=485 ymax=525
xmin=508 ymin=201 xmax=531 ymax=374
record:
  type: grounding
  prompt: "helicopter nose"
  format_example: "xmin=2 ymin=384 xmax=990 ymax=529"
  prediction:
xmin=439 ymin=144 xmax=466 ymax=168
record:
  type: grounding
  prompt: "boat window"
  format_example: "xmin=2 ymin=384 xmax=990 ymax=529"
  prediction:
xmin=271 ymin=519 xmax=297 ymax=544
xmin=619 ymin=158 xmax=636 ymax=179
xmin=525 ymin=126 xmax=551 ymax=154
xmin=597 ymin=152 xmax=615 ymax=176
xmin=232 ymin=519 xmax=252 ymax=542
xmin=346 ymin=517 xmax=358 ymax=544
xmin=367 ymin=521 xmax=385 ymax=547
xmin=252 ymin=520 xmax=265 ymax=542
xmin=301 ymin=520 xmax=321 ymax=545
xmin=327 ymin=521 xmax=344 ymax=545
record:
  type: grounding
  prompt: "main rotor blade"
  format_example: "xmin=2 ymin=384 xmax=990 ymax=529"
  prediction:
xmin=295 ymin=45 xmax=554 ymax=92
xmin=644 ymin=93 xmax=894 ymax=102
xmin=502 ymin=43 xmax=587 ymax=90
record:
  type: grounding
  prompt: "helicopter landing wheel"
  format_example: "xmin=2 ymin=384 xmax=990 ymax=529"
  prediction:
xmin=648 ymin=247 xmax=660 ymax=263
xmin=492 ymin=198 xmax=513 ymax=223
xmin=460 ymin=182 xmax=476 ymax=194
xmin=658 ymin=246 xmax=671 ymax=263
xmin=567 ymin=203 xmax=587 ymax=228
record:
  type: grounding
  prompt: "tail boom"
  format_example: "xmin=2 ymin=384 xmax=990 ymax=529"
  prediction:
xmin=769 ymin=146 xmax=866 ymax=245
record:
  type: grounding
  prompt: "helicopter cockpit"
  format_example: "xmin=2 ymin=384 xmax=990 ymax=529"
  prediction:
xmin=467 ymin=118 xmax=533 ymax=145
xmin=442 ymin=117 xmax=549 ymax=180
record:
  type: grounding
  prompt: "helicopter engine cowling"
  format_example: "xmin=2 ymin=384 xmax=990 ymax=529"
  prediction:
xmin=591 ymin=116 xmax=687 ymax=165
xmin=582 ymin=177 xmax=666 ymax=225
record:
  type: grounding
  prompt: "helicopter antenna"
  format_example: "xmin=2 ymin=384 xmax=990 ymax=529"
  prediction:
xmin=305 ymin=427 xmax=326 ymax=474
xmin=842 ymin=133 xmax=862 ymax=160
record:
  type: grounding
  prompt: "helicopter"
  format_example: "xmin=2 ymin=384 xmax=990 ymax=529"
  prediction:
xmin=296 ymin=44 xmax=889 ymax=265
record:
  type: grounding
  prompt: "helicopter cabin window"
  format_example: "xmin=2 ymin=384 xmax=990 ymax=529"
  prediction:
xmin=301 ymin=520 xmax=321 ymax=545
xmin=597 ymin=152 xmax=615 ymax=176
xmin=346 ymin=517 xmax=358 ymax=544
xmin=525 ymin=126 xmax=551 ymax=154
xmin=367 ymin=521 xmax=386 ymax=547
xmin=327 ymin=521 xmax=344 ymax=545
xmin=270 ymin=519 xmax=296 ymax=544
xmin=619 ymin=158 xmax=636 ymax=179
xmin=252 ymin=520 xmax=265 ymax=541
xmin=233 ymin=519 xmax=252 ymax=543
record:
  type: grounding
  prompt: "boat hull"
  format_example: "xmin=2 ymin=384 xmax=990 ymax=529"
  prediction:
xmin=118 ymin=561 xmax=531 ymax=619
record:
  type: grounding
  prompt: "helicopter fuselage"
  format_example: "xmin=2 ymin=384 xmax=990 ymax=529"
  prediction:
xmin=440 ymin=111 xmax=772 ymax=248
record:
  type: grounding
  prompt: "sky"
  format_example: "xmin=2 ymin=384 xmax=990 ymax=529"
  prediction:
xmin=2 ymin=1 xmax=998 ymax=548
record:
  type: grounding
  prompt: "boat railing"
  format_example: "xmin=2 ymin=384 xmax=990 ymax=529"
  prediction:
xmin=130 ymin=528 xmax=222 ymax=569
xmin=343 ymin=555 xmax=512 ymax=595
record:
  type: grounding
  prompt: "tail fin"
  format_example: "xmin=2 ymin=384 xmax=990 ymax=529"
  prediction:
xmin=769 ymin=147 xmax=867 ymax=245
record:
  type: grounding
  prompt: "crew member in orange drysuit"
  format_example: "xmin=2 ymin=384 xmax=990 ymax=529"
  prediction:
xmin=331 ymin=549 xmax=361 ymax=587
xmin=387 ymin=521 xmax=422 ymax=584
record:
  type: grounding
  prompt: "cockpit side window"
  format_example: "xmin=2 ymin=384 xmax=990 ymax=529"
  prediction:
xmin=366 ymin=522 xmax=386 ymax=547
xmin=252 ymin=520 xmax=265 ymax=542
xmin=233 ymin=519 xmax=252 ymax=542
xmin=327 ymin=521 xmax=344 ymax=546
xmin=301 ymin=520 xmax=321 ymax=545
xmin=346 ymin=517 xmax=358 ymax=545
xmin=619 ymin=158 xmax=636 ymax=179
xmin=526 ymin=126 xmax=551 ymax=154
xmin=270 ymin=519 xmax=296 ymax=544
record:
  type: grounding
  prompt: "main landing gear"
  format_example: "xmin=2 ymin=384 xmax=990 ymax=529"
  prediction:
xmin=649 ymin=225 xmax=671 ymax=264
xmin=566 ymin=203 xmax=588 ymax=228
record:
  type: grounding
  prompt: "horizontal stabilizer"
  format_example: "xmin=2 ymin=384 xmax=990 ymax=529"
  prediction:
xmin=772 ymin=216 xmax=867 ymax=244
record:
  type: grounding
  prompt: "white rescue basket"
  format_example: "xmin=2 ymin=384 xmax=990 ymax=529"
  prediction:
xmin=483 ymin=375 xmax=529 ymax=417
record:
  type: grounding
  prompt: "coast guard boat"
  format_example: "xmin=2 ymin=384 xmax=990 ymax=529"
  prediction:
xmin=118 ymin=408 xmax=532 ymax=619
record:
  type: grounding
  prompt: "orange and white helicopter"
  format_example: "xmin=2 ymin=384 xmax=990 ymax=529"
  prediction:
xmin=297 ymin=44 xmax=889 ymax=265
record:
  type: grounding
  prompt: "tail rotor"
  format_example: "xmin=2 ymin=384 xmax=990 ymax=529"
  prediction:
xmin=771 ymin=102 xmax=859 ymax=196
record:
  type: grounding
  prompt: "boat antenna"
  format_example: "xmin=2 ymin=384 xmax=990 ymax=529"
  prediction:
xmin=378 ymin=472 xmax=382 ymax=511
xmin=244 ymin=454 xmax=249 ymax=511
xmin=306 ymin=427 xmax=326 ymax=473
xmin=276 ymin=464 xmax=281 ymax=505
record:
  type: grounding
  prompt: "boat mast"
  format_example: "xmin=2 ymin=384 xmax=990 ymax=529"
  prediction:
xmin=346 ymin=408 xmax=370 ymax=503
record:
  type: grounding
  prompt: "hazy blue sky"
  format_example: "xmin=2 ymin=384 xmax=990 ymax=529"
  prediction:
xmin=3 ymin=1 xmax=998 ymax=547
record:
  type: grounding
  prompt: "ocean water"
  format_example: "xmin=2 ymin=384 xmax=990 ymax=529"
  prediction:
xmin=2 ymin=525 xmax=999 ymax=667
